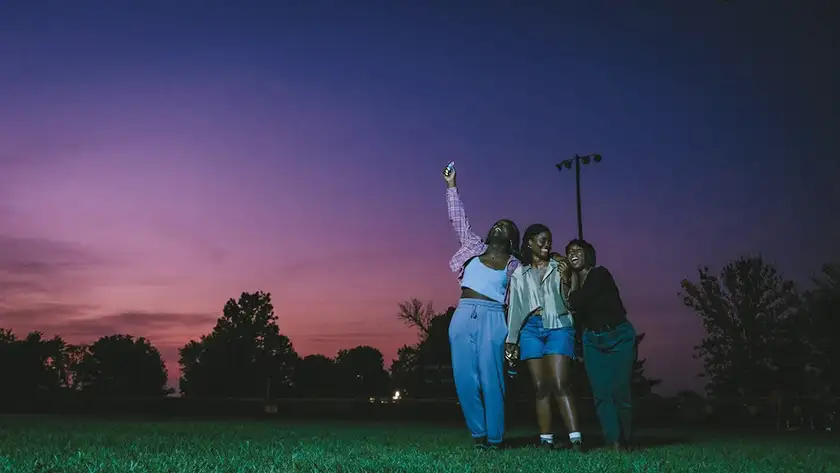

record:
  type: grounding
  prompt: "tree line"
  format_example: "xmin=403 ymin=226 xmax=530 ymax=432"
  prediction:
xmin=0 ymin=291 xmax=392 ymax=402
xmin=0 ymin=330 xmax=172 ymax=402
xmin=1 ymin=256 xmax=837 ymax=405
xmin=680 ymin=257 xmax=839 ymax=406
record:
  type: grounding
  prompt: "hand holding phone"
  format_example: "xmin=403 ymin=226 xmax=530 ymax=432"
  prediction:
xmin=442 ymin=161 xmax=456 ymax=187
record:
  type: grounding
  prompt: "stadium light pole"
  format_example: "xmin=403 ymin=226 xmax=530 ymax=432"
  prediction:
xmin=555 ymin=154 xmax=602 ymax=240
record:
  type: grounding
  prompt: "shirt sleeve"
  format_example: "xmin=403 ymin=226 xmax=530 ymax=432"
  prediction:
xmin=447 ymin=187 xmax=488 ymax=274
xmin=506 ymin=270 xmax=527 ymax=344
xmin=446 ymin=187 xmax=484 ymax=247
xmin=567 ymin=266 xmax=613 ymax=311
xmin=504 ymin=257 xmax=520 ymax=306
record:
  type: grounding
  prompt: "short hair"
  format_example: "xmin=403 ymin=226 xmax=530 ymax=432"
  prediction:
xmin=565 ymin=238 xmax=596 ymax=267
xmin=520 ymin=223 xmax=551 ymax=266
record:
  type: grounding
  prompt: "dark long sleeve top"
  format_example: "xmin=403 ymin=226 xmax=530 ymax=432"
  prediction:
xmin=567 ymin=266 xmax=627 ymax=331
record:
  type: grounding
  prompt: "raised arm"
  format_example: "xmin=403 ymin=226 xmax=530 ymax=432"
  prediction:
xmin=443 ymin=164 xmax=489 ymax=275
xmin=444 ymin=167 xmax=483 ymax=246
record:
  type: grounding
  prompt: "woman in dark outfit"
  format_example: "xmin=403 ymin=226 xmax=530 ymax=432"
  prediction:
xmin=563 ymin=239 xmax=636 ymax=451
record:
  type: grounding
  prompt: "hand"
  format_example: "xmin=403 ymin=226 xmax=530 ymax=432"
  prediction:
xmin=504 ymin=343 xmax=519 ymax=362
xmin=442 ymin=162 xmax=457 ymax=188
xmin=551 ymin=254 xmax=571 ymax=278
xmin=550 ymin=253 xmax=568 ymax=264
xmin=557 ymin=260 xmax=570 ymax=276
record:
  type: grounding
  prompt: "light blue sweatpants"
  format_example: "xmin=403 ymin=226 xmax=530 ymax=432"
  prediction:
xmin=448 ymin=298 xmax=508 ymax=444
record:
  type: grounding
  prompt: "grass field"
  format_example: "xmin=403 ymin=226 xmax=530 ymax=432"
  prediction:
xmin=1 ymin=416 xmax=838 ymax=473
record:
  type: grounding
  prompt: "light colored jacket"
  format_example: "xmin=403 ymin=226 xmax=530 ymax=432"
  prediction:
xmin=506 ymin=259 xmax=574 ymax=344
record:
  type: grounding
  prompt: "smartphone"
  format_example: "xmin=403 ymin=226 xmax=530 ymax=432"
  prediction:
xmin=444 ymin=161 xmax=455 ymax=176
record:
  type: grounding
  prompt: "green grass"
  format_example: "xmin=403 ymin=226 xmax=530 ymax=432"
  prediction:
xmin=0 ymin=416 xmax=838 ymax=473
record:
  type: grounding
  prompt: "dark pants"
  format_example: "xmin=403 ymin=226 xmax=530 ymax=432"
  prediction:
xmin=582 ymin=321 xmax=636 ymax=444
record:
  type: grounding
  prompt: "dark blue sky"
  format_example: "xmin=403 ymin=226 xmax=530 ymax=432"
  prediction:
xmin=1 ymin=0 xmax=838 ymax=394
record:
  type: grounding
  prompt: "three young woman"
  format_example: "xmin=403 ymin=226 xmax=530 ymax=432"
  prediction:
xmin=442 ymin=164 xmax=636 ymax=452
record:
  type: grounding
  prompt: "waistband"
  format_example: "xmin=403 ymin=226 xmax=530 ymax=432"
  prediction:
xmin=528 ymin=312 xmax=573 ymax=323
xmin=458 ymin=298 xmax=505 ymax=309
xmin=533 ymin=310 xmax=572 ymax=318
xmin=585 ymin=319 xmax=630 ymax=334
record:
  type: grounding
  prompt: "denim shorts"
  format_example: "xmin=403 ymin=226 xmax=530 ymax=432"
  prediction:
xmin=519 ymin=315 xmax=576 ymax=361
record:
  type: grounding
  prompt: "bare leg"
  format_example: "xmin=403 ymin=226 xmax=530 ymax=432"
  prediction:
xmin=546 ymin=354 xmax=581 ymax=434
xmin=526 ymin=357 xmax=552 ymax=436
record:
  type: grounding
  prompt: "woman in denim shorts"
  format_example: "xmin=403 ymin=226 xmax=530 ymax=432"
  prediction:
xmin=506 ymin=224 xmax=583 ymax=451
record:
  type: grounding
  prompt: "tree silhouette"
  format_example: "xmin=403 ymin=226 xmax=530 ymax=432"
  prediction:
xmin=675 ymin=390 xmax=706 ymax=412
xmin=177 ymin=338 xmax=214 ymax=396
xmin=0 ymin=329 xmax=71 ymax=403
xmin=391 ymin=300 xmax=458 ymax=398
xmin=632 ymin=333 xmax=662 ymax=398
xmin=179 ymin=291 xmax=299 ymax=398
xmin=680 ymin=256 xmax=802 ymax=402
xmin=396 ymin=298 xmax=435 ymax=337
xmin=64 ymin=343 xmax=89 ymax=390
xmin=390 ymin=344 xmax=420 ymax=395
xmin=415 ymin=308 xmax=454 ymax=364
xmin=71 ymin=334 xmax=171 ymax=398
xmin=336 ymin=345 xmax=389 ymax=398
xmin=295 ymin=354 xmax=340 ymax=397
xmin=802 ymin=263 xmax=840 ymax=399
xmin=414 ymin=307 xmax=456 ymax=398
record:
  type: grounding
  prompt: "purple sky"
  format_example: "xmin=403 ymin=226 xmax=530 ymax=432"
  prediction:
xmin=1 ymin=1 xmax=838 ymax=395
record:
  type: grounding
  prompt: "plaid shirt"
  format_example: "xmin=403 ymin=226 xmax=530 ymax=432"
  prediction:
xmin=446 ymin=187 xmax=520 ymax=302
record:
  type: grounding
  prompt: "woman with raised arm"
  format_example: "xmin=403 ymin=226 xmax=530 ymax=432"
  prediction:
xmin=443 ymin=163 xmax=520 ymax=451
xmin=565 ymin=239 xmax=637 ymax=452
xmin=505 ymin=224 xmax=584 ymax=451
